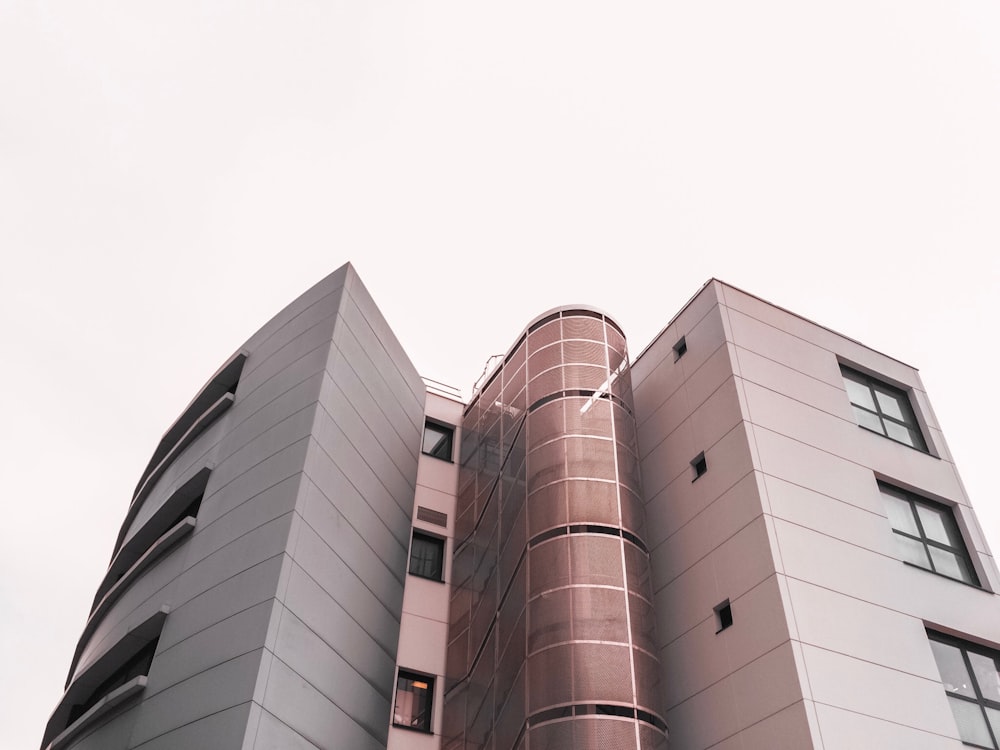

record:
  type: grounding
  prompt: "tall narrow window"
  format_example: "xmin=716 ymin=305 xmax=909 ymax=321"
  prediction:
xmin=422 ymin=421 xmax=454 ymax=461
xmin=841 ymin=366 xmax=927 ymax=451
xmin=880 ymin=484 xmax=978 ymax=585
xmin=928 ymin=632 xmax=1000 ymax=748
xmin=409 ymin=531 xmax=445 ymax=581
xmin=393 ymin=670 xmax=434 ymax=732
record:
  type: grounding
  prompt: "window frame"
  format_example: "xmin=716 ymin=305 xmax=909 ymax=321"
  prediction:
xmin=421 ymin=420 xmax=455 ymax=462
xmin=393 ymin=669 xmax=435 ymax=733
xmin=840 ymin=365 xmax=928 ymax=452
xmin=928 ymin=631 xmax=1000 ymax=749
xmin=408 ymin=530 xmax=445 ymax=582
xmin=879 ymin=483 xmax=979 ymax=587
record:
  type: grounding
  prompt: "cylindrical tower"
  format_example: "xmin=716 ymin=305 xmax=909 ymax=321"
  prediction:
xmin=444 ymin=307 xmax=666 ymax=750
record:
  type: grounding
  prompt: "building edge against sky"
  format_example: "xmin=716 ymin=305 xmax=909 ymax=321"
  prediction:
xmin=42 ymin=263 xmax=1000 ymax=750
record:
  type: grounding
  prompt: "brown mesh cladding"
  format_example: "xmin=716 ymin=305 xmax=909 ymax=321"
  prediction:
xmin=528 ymin=343 xmax=564 ymax=380
xmin=527 ymin=644 xmax=574 ymax=712
xmin=482 ymin=419 xmax=503 ymax=484
xmin=572 ymin=586 xmax=629 ymax=644
xmin=639 ymin=723 xmax=669 ymax=750
xmin=456 ymin=501 xmax=477 ymax=545
xmin=560 ymin=315 xmax=605 ymax=342
xmin=468 ymin=673 xmax=494 ymax=749
xmin=604 ymin=325 xmax=626 ymax=357
xmin=564 ymin=396 xmax=614 ymax=439
xmin=616 ymin=444 xmax=642 ymax=495
xmin=505 ymin=340 xmax=527 ymax=375
xmin=619 ymin=486 xmax=645 ymax=538
xmin=633 ymin=647 xmax=663 ymax=711
xmin=509 ymin=384 xmax=527 ymax=418
xmin=527 ymin=319 xmax=563 ymax=354
xmin=466 ymin=650 xmax=493 ymax=747
xmin=528 ymin=588 xmax=573 ymax=653
xmin=572 ymin=643 xmax=633 ymax=703
xmin=450 ymin=583 xmax=472 ymax=636
xmin=527 ymin=481 xmax=568 ymax=536
xmin=529 ymin=537 xmax=571 ymax=597
xmin=497 ymin=608 xmax=526 ymax=709
xmin=611 ymin=364 xmax=634 ymax=405
xmin=572 ymin=718 xmax=639 ymax=750
xmin=623 ymin=543 xmax=652 ymax=599
xmin=498 ymin=564 xmax=526 ymax=651
xmin=527 ymin=719 xmax=575 ymax=750
xmin=494 ymin=665 xmax=526 ymax=750
xmin=527 ymin=367 xmax=565 ymax=403
xmin=527 ymin=399 xmax=566 ymax=447
xmin=442 ymin=683 xmax=468 ymax=748
xmin=569 ymin=535 xmax=625 ymax=588
xmin=503 ymin=362 xmax=526 ymax=404
xmin=562 ymin=364 xmax=611 ymax=391
xmin=564 ymin=479 xmax=620 ymax=526
xmin=527 ymin=439 xmax=566 ymax=488
xmin=562 ymin=338 xmax=608 ymax=367
xmin=629 ymin=593 xmax=657 ymax=654
xmin=606 ymin=337 xmax=628 ymax=370
xmin=499 ymin=502 xmax=526 ymax=589
xmin=612 ymin=402 xmax=638 ymax=451
xmin=565 ymin=437 xmax=618 ymax=481
xmin=446 ymin=628 xmax=470 ymax=689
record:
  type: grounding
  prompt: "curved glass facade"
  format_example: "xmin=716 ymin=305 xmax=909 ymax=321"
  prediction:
xmin=444 ymin=308 xmax=666 ymax=750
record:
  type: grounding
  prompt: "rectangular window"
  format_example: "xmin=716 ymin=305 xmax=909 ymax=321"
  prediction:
xmin=841 ymin=365 xmax=927 ymax=451
xmin=409 ymin=531 xmax=445 ymax=581
xmin=422 ymin=421 xmax=454 ymax=461
xmin=880 ymin=483 xmax=978 ymax=585
xmin=393 ymin=670 xmax=434 ymax=732
xmin=928 ymin=632 xmax=1000 ymax=748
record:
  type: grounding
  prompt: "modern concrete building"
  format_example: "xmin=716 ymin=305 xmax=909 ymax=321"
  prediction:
xmin=43 ymin=265 xmax=1000 ymax=750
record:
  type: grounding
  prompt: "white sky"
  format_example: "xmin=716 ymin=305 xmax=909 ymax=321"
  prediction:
xmin=3 ymin=2 xmax=999 ymax=748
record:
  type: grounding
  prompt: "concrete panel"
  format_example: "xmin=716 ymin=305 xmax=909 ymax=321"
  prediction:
xmin=301 ymin=437 xmax=410 ymax=550
xmin=682 ymin=341 xmax=741 ymax=422
xmin=238 ymin=312 xmax=340 ymax=400
xmin=128 ymin=649 xmax=264 ymax=746
xmin=397 ymin=607 xmax=449 ymax=677
xmin=662 ymin=673 xmax=740 ymax=750
xmin=735 ymin=345 xmax=850 ymax=420
xmin=647 ymin=472 xmax=762 ymax=586
xmin=271 ymin=607 xmax=391 ymax=740
xmin=636 ymin=375 xmax=689 ymax=463
xmin=639 ymin=419 xmax=696 ymax=499
xmin=787 ymin=578 xmax=940 ymax=680
xmin=128 ymin=702 xmax=253 ymax=750
xmin=416 ymin=455 xmax=459 ymax=498
xmin=763 ymin=474 xmax=894 ymax=556
xmin=814 ymin=701 xmax=967 ymax=750
xmin=730 ymin=643 xmax=806 ymax=731
xmin=260 ymin=656 xmax=387 ymax=750
xmin=289 ymin=521 xmax=402 ymax=657
xmin=177 ymin=513 xmax=294 ymax=600
xmin=401 ymin=574 xmax=451 ymax=625
xmin=251 ymin=709 xmax=324 ymax=750
xmin=802 ymin=643 xmax=958 ymax=736
xmin=737 ymin=700 xmax=816 ymax=750
xmin=145 ymin=600 xmax=275 ymax=697
xmin=196 ymin=474 xmax=301 ymax=539
xmin=282 ymin=562 xmax=396 ymax=695
xmin=688 ymin=377 xmax=746 ymax=454
xmin=157 ymin=555 xmax=285 ymax=651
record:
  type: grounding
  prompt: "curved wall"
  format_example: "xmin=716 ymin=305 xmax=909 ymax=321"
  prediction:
xmin=444 ymin=308 xmax=666 ymax=750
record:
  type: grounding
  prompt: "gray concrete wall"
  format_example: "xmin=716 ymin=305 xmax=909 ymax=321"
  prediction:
xmin=49 ymin=263 xmax=425 ymax=750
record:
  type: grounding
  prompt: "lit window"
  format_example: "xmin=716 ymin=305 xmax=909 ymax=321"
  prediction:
xmin=409 ymin=531 xmax=444 ymax=581
xmin=393 ymin=670 xmax=434 ymax=732
xmin=880 ymin=483 xmax=978 ymax=585
xmin=841 ymin=366 xmax=927 ymax=451
xmin=422 ymin=421 xmax=454 ymax=461
xmin=928 ymin=632 xmax=1000 ymax=748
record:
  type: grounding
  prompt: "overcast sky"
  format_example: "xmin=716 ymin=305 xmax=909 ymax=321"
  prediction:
xmin=3 ymin=2 xmax=999 ymax=748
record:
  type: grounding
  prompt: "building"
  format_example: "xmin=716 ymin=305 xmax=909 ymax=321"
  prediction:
xmin=42 ymin=263 xmax=1000 ymax=750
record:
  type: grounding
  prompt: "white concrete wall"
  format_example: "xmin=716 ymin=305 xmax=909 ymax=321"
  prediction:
xmin=633 ymin=280 xmax=1000 ymax=750
xmin=388 ymin=392 xmax=462 ymax=750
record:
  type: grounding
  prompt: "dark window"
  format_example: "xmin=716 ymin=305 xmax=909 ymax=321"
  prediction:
xmin=673 ymin=336 xmax=688 ymax=361
xmin=691 ymin=452 xmax=707 ymax=480
xmin=841 ymin=366 xmax=927 ymax=451
xmin=714 ymin=600 xmax=733 ymax=632
xmin=409 ymin=531 xmax=445 ymax=581
xmin=928 ymin=632 xmax=1000 ymax=748
xmin=422 ymin=421 xmax=454 ymax=461
xmin=393 ymin=670 xmax=434 ymax=732
xmin=68 ymin=638 xmax=159 ymax=725
xmin=880 ymin=484 xmax=978 ymax=585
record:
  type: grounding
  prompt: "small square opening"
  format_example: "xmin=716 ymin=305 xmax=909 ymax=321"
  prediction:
xmin=714 ymin=600 xmax=733 ymax=633
xmin=673 ymin=336 xmax=688 ymax=361
xmin=691 ymin=452 xmax=707 ymax=481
